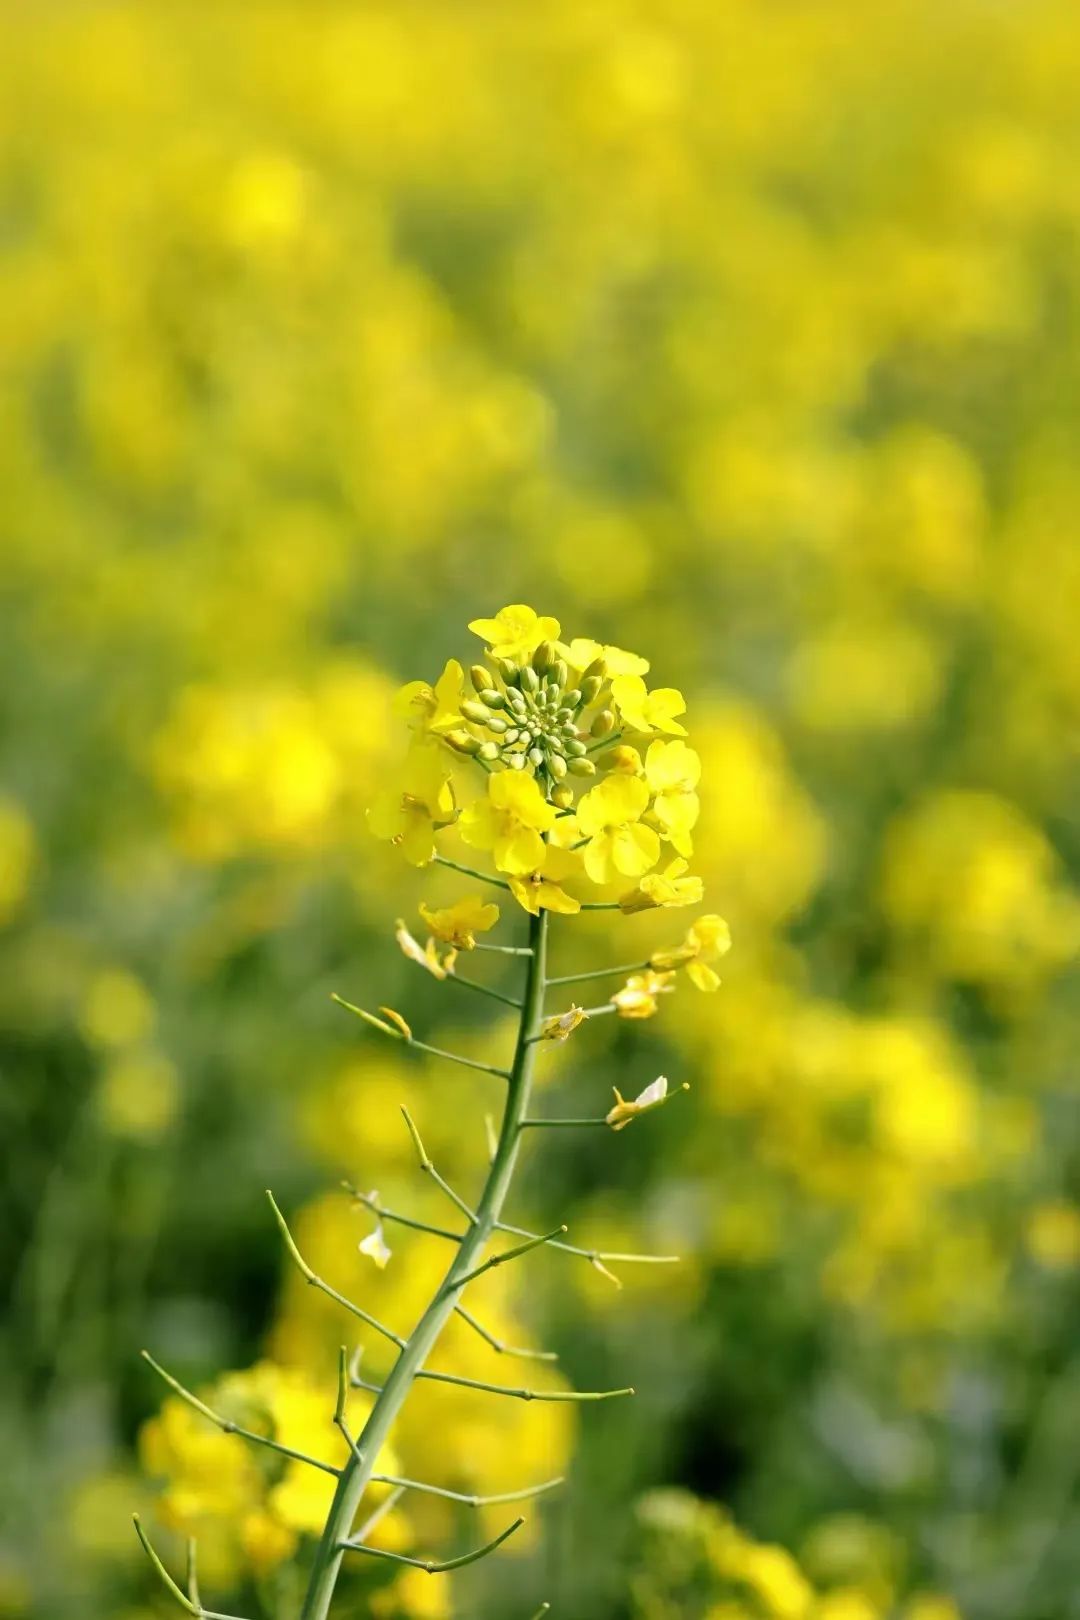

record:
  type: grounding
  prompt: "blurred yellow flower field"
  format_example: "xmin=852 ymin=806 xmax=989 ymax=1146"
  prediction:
xmin=2 ymin=0 xmax=1079 ymax=1616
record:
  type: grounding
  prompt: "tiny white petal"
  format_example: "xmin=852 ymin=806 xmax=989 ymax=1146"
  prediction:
xmin=634 ymin=1076 xmax=668 ymax=1109
xmin=359 ymin=1226 xmax=392 ymax=1269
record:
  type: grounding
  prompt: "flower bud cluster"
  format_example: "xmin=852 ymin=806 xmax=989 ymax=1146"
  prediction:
xmin=446 ymin=640 xmax=607 ymax=795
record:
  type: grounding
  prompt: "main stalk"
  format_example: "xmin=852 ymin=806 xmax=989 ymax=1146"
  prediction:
xmin=299 ymin=908 xmax=549 ymax=1620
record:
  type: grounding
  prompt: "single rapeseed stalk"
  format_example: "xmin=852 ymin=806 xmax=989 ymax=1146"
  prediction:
xmin=134 ymin=604 xmax=729 ymax=1619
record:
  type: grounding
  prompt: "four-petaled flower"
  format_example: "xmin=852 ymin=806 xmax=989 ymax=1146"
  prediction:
xmin=619 ymin=857 xmax=704 ymax=913
xmin=644 ymin=740 xmax=701 ymax=857
xmin=367 ymin=744 xmax=455 ymax=866
xmin=576 ymin=775 xmax=661 ymax=885
xmin=611 ymin=675 xmax=688 ymax=737
xmin=557 ymin=638 xmax=649 ymax=678
xmin=418 ymin=894 xmax=500 ymax=949
xmin=394 ymin=659 xmax=465 ymax=736
xmin=459 ymin=771 xmax=557 ymax=874
xmin=468 ymin=603 xmax=561 ymax=661
xmin=611 ymin=969 xmax=676 ymax=1019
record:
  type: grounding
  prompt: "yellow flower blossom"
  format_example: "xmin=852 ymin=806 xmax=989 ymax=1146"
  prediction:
xmin=418 ymin=894 xmax=500 ymax=949
xmin=367 ymin=744 xmax=455 ymax=866
xmin=652 ymin=914 xmax=732 ymax=989
xmin=394 ymin=659 xmax=465 ymax=736
xmin=610 ymin=675 xmax=688 ymax=736
xmin=645 ymin=739 xmax=701 ymax=857
xmin=557 ymin=638 xmax=649 ymax=677
xmin=467 ymin=603 xmax=561 ymax=660
xmin=458 ymin=770 xmax=556 ymax=874
xmin=576 ymin=775 xmax=660 ymax=885
xmin=620 ymin=858 xmax=704 ymax=913
xmin=611 ymin=969 xmax=676 ymax=1019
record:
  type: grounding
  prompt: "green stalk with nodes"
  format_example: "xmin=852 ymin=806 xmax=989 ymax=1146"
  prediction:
xmin=135 ymin=606 xmax=726 ymax=1619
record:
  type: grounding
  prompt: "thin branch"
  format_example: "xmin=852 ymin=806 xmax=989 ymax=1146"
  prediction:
xmin=528 ymin=1607 xmax=552 ymax=1618
xmin=401 ymin=1107 xmax=478 ymax=1225
xmin=371 ymin=1471 xmax=564 ymax=1507
xmin=141 ymin=1352 xmax=340 ymax=1478
xmin=448 ymin=1225 xmax=567 ymax=1292
xmin=454 ymin=1303 xmax=558 ymax=1362
xmin=520 ymin=1117 xmax=609 ymax=1128
xmin=473 ymin=941 xmax=533 ymax=956
xmin=334 ymin=1347 xmax=363 ymax=1463
xmin=433 ymin=853 xmax=511 ymax=891
xmin=132 ymin=1517 xmax=251 ymax=1620
xmin=332 ymin=995 xmax=512 ymax=1079
xmin=577 ymin=901 xmax=625 ymax=911
xmin=586 ymin=730 xmax=623 ymax=754
xmin=341 ymin=1515 xmax=526 ymax=1571
xmin=344 ymin=1182 xmax=464 ymax=1245
xmin=447 ymin=969 xmax=523 ymax=1010
xmin=416 ymin=1368 xmax=634 ymax=1403
xmin=495 ymin=1220 xmax=681 ymax=1277
xmin=546 ymin=961 xmax=651 ymax=987
xmin=185 ymin=1540 xmax=200 ymax=1611
xmin=266 ymin=1190 xmax=406 ymax=1350
xmin=351 ymin=1483 xmax=406 ymax=1546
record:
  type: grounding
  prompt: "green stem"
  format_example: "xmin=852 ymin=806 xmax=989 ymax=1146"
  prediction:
xmin=298 ymin=910 xmax=550 ymax=1620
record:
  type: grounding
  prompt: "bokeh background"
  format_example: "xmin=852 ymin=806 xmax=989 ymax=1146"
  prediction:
xmin=3 ymin=2 xmax=1080 ymax=1617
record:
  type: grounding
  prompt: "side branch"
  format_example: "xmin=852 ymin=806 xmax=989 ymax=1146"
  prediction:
xmin=447 ymin=1225 xmax=567 ymax=1291
xmin=401 ymin=1106 xmax=478 ymax=1224
xmin=454 ymin=1303 xmax=558 ymax=1362
xmin=141 ymin=1352 xmax=340 ymax=1477
xmin=332 ymin=995 xmax=512 ymax=1079
xmin=132 ymin=1517 xmax=252 ymax=1620
xmin=415 ymin=1367 xmax=634 ymax=1403
xmin=266 ymin=1190 xmax=406 ymax=1350
xmin=370 ymin=1471 xmax=564 ymax=1507
xmin=341 ymin=1515 xmax=526 ymax=1572
xmin=344 ymin=1182 xmax=463 ymax=1244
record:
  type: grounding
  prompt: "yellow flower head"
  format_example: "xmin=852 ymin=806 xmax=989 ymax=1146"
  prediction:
xmin=645 ymin=740 xmax=701 ymax=858
xmin=611 ymin=675 xmax=688 ymax=737
xmin=367 ymin=743 xmax=455 ymax=866
xmin=557 ymin=638 xmax=650 ymax=678
xmin=418 ymin=894 xmax=500 ymax=949
xmin=652 ymin=913 xmax=731 ymax=990
xmin=612 ymin=969 xmax=676 ymax=1019
xmin=619 ymin=858 xmax=704 ymax=913
xmin=468 ymin=604 xmax=561 ymax=660
xmin=394 ymin=660 xmax=465 ymax=736
xmin=576 ymin=775 xmax=661 ymax=886
xmin=459 ymin=770 xmax=557 ymax=874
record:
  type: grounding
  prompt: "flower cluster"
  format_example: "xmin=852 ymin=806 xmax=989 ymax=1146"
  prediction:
xmin=371 ymin=605 xmax=703 ymax=924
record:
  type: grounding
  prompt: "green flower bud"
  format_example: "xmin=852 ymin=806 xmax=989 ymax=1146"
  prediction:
xmin=567 ymin=757 xmax=596 ymax=777
xmin=528 ymin=747 xmax=545 ymax=769
xmin=478 ymin=741 xmax=500 ymax=762
xmin=548 ymin=752 xmax=568 ymax=779
xmin=461 ymin=699 xmax=494 ymax=725
xmin=532 ymin=640 xmax=556 ymax=672
xmin=507 ymin=752 xmax=527 ymax=771
xmin=445 ymin=729 xmax=481 ymax=755
xmin=486 ymin=715 xmax=508 ymax=734
xmin=590 ymin=708 xmax=616 ymax=737
xmin=563 ymin=688 xmax=582 ymax=709
xmin=582 ymin=657 xmax=607 ymax=681
xmin=480 ymin=689 xmax=506 ymax=709
xmin=579 ymin=675 xmax=603 ymax=704
xmin=507 ymin=689 xmax=527 ymax=714
xmin=551 ymin=660 xmax=569 ymax=689
xmin=503 ymin=727 xmax=521 ymax=745
xmin=470 ymin=664 xmax=492 ymax=693
xmin=564 ymin=738 xmax=588 ymax=757
xmin=495 ymin=658 xmax=519 ymax=684
xmin=519 ymin=665 xmax=540 ymax=694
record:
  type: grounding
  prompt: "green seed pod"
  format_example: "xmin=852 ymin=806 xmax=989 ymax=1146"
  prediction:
xmin=579 ymin=675 xmax=603 ymax=704
xmin=461 ymin=699 xmax=494 ymax=725
xmin=528 ymin=747 xmax=545 ymax=769
xmin=486 ymin=715 xmax=508 ymax=734
xmin=582 ymin=657 xmax=607 ymax=682
xmin=470 ymin=663 xmax=492 ymax=693
xmin=548 ymin=752 xmax=568 ymax=780
xmin=532 ymin=640 xmax=556 ymax=672
xmin=477 ymin=740 xmax=500 ymax=762
xmin=590 ymin=708 xmax=616 ymax=737
xmin=564 ymin=738 xmax=588 ymax=757
xmin=480 ymin=689 xmax=506 ymax=710
xmin=552 ymin=784 xmax=574 ymax=808
xmin=562 ymin=688 xmax=582 ymax=709
xmin=444 ymin=729 xmax=481 ymax=755
xmin=567 ymin=756 xmax=596 ymax=777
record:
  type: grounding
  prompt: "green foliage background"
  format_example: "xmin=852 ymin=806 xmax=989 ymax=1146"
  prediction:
xmin=2 ymin=3 xmax=1079 ymax=1617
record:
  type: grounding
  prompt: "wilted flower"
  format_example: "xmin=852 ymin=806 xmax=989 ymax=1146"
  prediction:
xmin=612 ymin=970 xmax=676 ymax=1019
xmin=358 ymin=1223 xmax=392 ymax=1269
xmin=619 ymin=858 xmax=704 ymax=913
xmin=418 ymin=895 xmax=500 ymax=949
xmin=606 ymin=1076 xmax=686 ymax=1130
xmin=652 ymin=914 xmax=732 ymax=990
xmin=539 ymin=1005 xmax=588 ymax=1042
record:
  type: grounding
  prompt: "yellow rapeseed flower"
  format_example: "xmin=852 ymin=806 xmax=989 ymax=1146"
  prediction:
xmin=611 ymin=969 xmax=676 ymax=1019
xmin=652 ymin=914 xmax=732 ymax=990
xmin=367 ymin=743 xmax=455 ymax=866
xmin=644 ymin=739 xmax=701 ymax=857
xmin=468 ymin=603 xmax=561 ymax=660
xmin=620 ymin=857 xmax=704 ymax=913
xmin=394 ymin=659 xmax=466 ymax=736
xmin=459 ymin=770 xmax=557 ymax=874
xmin=418 ymin=894 xmax=500 ymax=949
xmin=611 ymin=675 xmax=688 ymax=737
xmin=576 ymin=774 xmax=661 ymax=885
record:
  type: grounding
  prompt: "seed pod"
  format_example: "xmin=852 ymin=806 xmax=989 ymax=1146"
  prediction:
xmin=445 ymin=729 xmax=481 ymax=756
xmin=461 ymin=699 xmax=493 ymax=725
xmin=480 ymin=689 xmax=506 ymax=709
xmin=519 ymin=665 xmax=540 ymax=694
xmin=552 ymin=784 xmax=574 ymax=808
xmin=567 ymin=757 xmax=596 ymax=777
xmin=478 ymin=741 xmax=500 ymax=762
xmin=486 ymin=715 xmax=508 ymax=734
xmin=562 ymin=688 xmax=582 ymax=709
xmin=528 ymin=747 xmax=545 ymax=769
xmin=532 ymin=640 xmax=556 ymax=672
xmin=470 ymin=664 xmax=492 ymax=693
xmin=548 ymin=752 xmax=568 ymax=780
xmin=564 ymin=738 xmax=588 ymax=757
xmin=579 ymin=675 xmax=603 ymax=704
xmin=590 ymin=708 xmax=616 ymax=737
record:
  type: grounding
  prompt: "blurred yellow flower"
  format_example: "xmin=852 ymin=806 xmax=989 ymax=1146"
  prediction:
xmin=395 ymin=659 xmax=466 ymax=736
xmin=1025 ymin=1201 xmax=1080 ymax=1269
xmin=79 ymin=969 xmax=156 ymax=1049
xmin=612 ymin=970 xmax=675 ymax=1019
xmin=0 ymin=797 xmax=35 ymax=923
xmin=644 ymin=739 xmax=701 ymax=857
xmin=418 ymin=894 xmax=499 ymax=948
xmin=367 ymin=744 xmax=455 ymax=866
xmin=653 ymin=914 xmax=731 ymax=990
xmin=620 ymin=857 xmax=704 ymax=912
